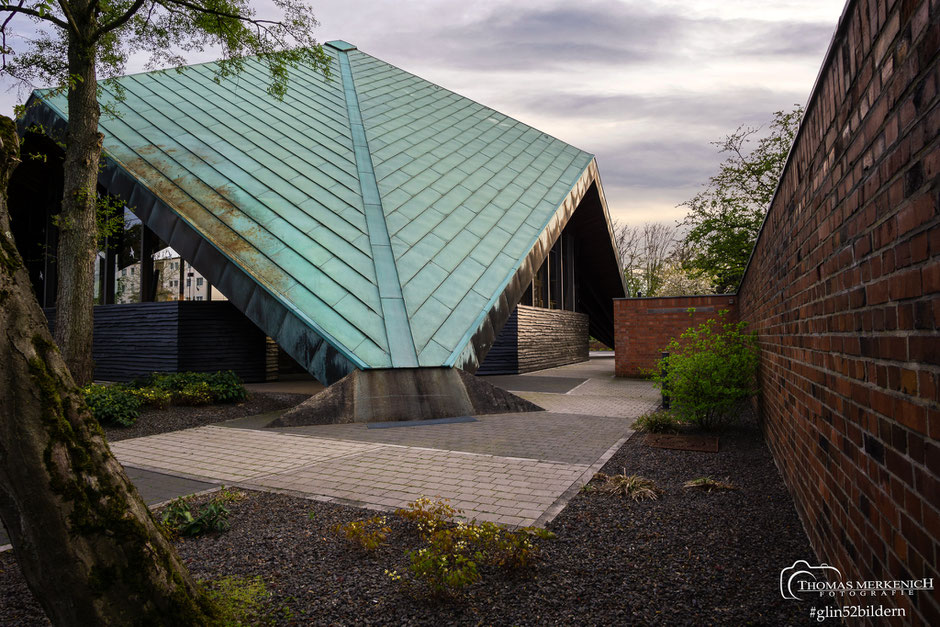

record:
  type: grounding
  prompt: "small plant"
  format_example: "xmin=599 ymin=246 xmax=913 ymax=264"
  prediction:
xmin=395 ymin=497 xmax=459 ymax=536
xmin=592 ymin=470 xmax=662 ymax=501
xmin=391 ymin=497 xmax=555 ymax=597
xmin=406 ymin=542 xmax=481 ymax=597
xmin=633 ymin=410 xmax=682 ymax=434
xmin=216 ymin=487 xmax=247 ymax=503
xmin=654 ymin=311 xmax=759 ymax=430
xmin=161 ymin=497 xmax=231 ymax=537
xmin=466 ymin=521 xmax=555 ymax=570
xmin=332 ymin=515 xmax=391 ymax=551
xmin=81 ymin=383 xmax=141 ymax=426
xmin=683 ymin=477 xmax=738 ymax=492
xmin=203 ymin=575 xmax=275 ymax=626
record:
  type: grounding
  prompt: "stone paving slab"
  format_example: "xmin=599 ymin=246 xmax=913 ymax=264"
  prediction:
xmin=111 ymin=427 xmax=383 ymax=483
xmin=478 ymin=375 xmax=587 ymax=394
xmin=246 ymin=445 xmax=591 ymax=527
xmin=105 ymin=361 xmax=658 ymax=527
xmin=514 ymin=391 xmax=658 ymax=418
xmin=273 ymin=412 xmax=633 ymax=465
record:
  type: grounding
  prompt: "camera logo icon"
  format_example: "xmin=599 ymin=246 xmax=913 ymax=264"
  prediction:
xmin=780 ymin=560 xmax=842 ymax=599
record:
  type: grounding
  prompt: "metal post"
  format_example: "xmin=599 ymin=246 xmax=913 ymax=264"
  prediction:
xmin=661 ymin=350 xmax=670 ymax=409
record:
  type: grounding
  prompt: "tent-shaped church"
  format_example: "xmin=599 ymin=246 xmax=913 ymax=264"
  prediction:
xmin=14 ymin=40 xmax=625 ymax=395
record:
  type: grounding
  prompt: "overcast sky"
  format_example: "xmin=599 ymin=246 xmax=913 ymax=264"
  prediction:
xmin=0 ymin=0 xmax=846 ymax=225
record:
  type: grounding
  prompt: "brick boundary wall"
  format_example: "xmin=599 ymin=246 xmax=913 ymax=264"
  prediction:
xmin=735 ymin=0 xmax=938 ymax=623
xmin=614 ymin=295 xmax=738 ymax=377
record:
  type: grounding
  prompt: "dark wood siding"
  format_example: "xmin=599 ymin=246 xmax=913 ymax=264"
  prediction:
xmin=476 ymin=309 xmax=519 ymax=375
xmin=178 ymin=301 xmax=267 ymax=382
xmin=44 ymin=302 xmax=267 ymax=382
xmin=516 ymin=305 xmax=589 ymax=373
xmin=477 ymin=305 xmax=588 ymax=375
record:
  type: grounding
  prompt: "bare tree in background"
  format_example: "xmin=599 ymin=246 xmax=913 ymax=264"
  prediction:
xmin=657 ymin=239 xmax=715 ymax=296
xmin=613 ymin=221 xmax=680 ymax=297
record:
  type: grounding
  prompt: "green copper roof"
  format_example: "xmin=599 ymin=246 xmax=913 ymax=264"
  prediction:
xmin=30 ymin=41 xmax=612 ymax=381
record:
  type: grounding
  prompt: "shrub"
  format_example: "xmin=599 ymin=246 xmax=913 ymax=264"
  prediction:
xmin=654 ymin=311 xmax=759 ymax=430
xmin=128 ymin=386 xmax=172 ymax=409
xmin=161 ymin=497 xmax=230 ymax=537
xmin=332 ymin=515 xmax=391 ymax=551
xmin=389 ymin=497 xmax=555 ymax=597
xmin=203 ymin=575 xmax=276 ymax=626
xmin=394 ymin=496 xmax=458 ymax=536
xmin=81 ymin=383 xmax=141 ymax=426
xmin=144 ymin=370 xmax=247 ymax=404
xmin=201 ymin=370 xmax=249 ymax=403
xmin=633 ymin=410 xmax=682 ymax=434
xmin=174 ymin=381 xmax=214 ymax=406
xmin=406 ymin=542 xmax=481 ymax=597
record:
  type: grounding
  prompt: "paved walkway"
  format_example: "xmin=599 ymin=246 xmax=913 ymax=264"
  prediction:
xmin=110 ymin=359 xmax=659 ymax=527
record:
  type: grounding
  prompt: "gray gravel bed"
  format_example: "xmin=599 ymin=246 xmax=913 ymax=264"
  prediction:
xmin=103 ymin=392 xmax=310 ymax=442
xmin=0 ymin=417 xmax=824 ymax=625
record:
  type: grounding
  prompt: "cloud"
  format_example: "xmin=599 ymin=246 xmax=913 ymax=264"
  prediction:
xmin=354 ymin=0 xmax=836 ymax=73
xmin=507 ymin=87 xmax=803 ymax=129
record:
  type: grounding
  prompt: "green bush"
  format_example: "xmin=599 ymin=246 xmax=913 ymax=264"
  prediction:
xmin=654 ymin=311 xmax=759 ymax=430
xmin=82 ymin=383 xmax=141 ymax=426
xmin=332 ymin=515 xmax=391 ymax=551
xmin=143 ymin=370 xmax=247 ymax=404
xmin=129 ymin=386 xmax=172 ymax=409
xmin=387 ymin=497 xmax=555 ymax=597
xmin=174 ymin=381 xmax=214 ymax=406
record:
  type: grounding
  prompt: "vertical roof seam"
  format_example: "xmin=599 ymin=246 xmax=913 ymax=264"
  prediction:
xmin=336 ymin=49 xmax=419 ymax=368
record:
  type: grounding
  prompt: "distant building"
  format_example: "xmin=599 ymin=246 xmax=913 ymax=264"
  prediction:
xmin=114 ymin=247 xmax=227 ymax=304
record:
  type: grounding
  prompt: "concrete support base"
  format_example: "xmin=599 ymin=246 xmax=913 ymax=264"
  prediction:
xmin=270 ymin=368 xmax=543 ymax=426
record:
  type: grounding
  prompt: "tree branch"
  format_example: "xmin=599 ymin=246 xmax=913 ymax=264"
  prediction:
xmin=0 ymin=0 xmax=25 ymax=69
xmin=56 ymin=0 xmax=81 ymax=34
xmin=0 ymin=5 xmax=70 ymax=30
xmin=159 ymin=0 xmax=275 ymax=23
xmin=93 ymin=0 xmax=146 ymax=40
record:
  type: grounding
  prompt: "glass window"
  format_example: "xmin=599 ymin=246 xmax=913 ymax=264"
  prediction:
xmin=196 ymin=277 xmax=203 ymax=287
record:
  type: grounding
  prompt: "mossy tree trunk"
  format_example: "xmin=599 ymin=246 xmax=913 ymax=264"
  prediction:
xmin=0 ymin=117 xmax=216 ymax=624
xmin=53 ymin=2 xmax=102 ymax=386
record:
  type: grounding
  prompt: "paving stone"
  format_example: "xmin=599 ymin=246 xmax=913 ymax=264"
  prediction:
xmin=102 ymin=358 xmax=647 ymax=529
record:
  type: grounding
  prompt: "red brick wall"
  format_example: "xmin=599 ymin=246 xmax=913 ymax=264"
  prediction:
xmin=614 ymin=296 xmax=738 ymax=377
xmin=736 ymin=0 xmax=939 ymax=623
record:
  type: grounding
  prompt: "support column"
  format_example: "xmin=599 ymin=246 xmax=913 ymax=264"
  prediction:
xmin=140 ymin=225 xmax=156 ymax=302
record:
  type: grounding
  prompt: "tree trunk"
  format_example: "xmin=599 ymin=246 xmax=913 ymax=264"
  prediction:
xmin=54 ymin=21 xmax=102 ymax=385
xmin=0 ymin=118 xmax=216 ymax=624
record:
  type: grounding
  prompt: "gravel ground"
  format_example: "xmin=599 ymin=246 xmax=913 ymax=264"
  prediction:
xmin=0 ymin=418 xmax=823 ymax=625
xmin=102 ymin=392 xmax=310 ymax=442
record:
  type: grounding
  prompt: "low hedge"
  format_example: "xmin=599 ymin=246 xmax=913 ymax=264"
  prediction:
xmin=81 ymin=370 xmax=247 ymax=427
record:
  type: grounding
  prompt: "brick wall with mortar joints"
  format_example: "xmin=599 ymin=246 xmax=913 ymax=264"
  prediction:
xmin=736 ymin=0 xmax=938 ymax=623
xmin=613 ymin=296 xmax=739 ymax=377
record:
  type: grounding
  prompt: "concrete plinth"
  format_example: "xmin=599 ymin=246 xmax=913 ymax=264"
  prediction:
xmin=269 ymin=368 xmax=543 ymax=426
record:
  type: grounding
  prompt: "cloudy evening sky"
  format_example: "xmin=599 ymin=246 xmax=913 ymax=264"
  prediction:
xmin=0 ymin=0 xmax=846 ymax=225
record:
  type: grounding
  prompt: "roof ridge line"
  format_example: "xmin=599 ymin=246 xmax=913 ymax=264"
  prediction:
xmin=336 ymin=48 xmax=419 ymax=368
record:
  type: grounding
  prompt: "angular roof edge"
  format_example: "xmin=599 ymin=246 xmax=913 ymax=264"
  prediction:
xmin=19 ymin=95 xmax=365 ymax=384
xmin=452 ymin=158 xmax=627 ymax=371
